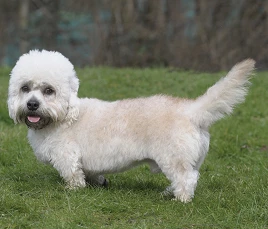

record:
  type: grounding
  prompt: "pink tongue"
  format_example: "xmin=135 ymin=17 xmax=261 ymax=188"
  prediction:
xmin=27 ymin=116 xmax=40 ymax=123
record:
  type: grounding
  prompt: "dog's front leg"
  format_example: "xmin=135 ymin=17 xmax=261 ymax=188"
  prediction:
xmin=50 ymin=152 xmax=86 ymax=189
xmin=65 ymin=169 xmax=86 ymax=189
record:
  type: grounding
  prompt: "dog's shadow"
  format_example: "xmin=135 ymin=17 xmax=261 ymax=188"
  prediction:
xmin=103 ymin=167 xmax=169 ymax=194
xmin=8 ymin=164 xmax=170 ymax=197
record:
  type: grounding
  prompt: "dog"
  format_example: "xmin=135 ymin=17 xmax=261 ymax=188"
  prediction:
xmin=7 ymin=50 xmax=255 ymax=203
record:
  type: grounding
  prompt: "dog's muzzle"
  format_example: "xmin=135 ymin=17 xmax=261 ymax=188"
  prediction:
xmin=23 ymin=99 xmax=52 ymax=129
xmin=24 ymin=112 xmax=52 ymax=130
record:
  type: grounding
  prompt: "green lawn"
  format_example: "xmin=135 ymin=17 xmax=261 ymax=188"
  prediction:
xmin=0 ymin=66 xmax=267 ymax=228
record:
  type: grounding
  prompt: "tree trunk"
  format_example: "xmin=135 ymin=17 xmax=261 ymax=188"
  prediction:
xmin=19 ymin=0 xmax=30 ymax=54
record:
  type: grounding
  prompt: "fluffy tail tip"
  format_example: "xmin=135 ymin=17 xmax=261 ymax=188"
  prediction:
xmin=230 ymin=58 xmax=256 ymax=77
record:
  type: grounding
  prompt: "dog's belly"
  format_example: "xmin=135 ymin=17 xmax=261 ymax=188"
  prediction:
xmin=81 ymin=157 xmax=150 ymax=174
xmin=80 ymin=142 xmax=150 ymax=174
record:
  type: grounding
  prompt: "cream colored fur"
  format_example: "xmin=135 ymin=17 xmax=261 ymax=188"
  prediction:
xmin=7 ymin=50 xmax=255 ymax=203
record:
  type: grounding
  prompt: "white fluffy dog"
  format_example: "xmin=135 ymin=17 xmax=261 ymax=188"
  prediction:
xmin=8 ymin=50 xmax=255 ymax=203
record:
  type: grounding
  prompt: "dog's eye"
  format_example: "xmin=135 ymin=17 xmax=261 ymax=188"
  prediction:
xmin=21 ymin=85 xmax=30 ymax=93
xmin=44 ymin=88 xmax=54 ymax=95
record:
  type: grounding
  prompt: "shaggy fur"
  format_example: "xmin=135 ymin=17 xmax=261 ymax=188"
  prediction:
xmin=7 ymin=50 xmax=255 ymax=203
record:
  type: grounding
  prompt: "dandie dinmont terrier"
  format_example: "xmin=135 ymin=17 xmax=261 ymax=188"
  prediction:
xmin=7 ymin=50 xmax=255 ymax=203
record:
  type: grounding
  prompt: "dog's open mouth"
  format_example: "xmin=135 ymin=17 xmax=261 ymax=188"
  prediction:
xmin=27 ymin=116 xmax=41 ymax=123
xmin=25 ymin=114 xmax=51 ymax=129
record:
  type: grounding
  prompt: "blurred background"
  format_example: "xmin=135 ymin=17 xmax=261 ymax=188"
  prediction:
xmin=0 ymin=0 xmax=267 ymax=71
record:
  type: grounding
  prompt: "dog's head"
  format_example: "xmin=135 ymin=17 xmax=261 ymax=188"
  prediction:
xmin=8 ymin=50 xmax=80 ymax=129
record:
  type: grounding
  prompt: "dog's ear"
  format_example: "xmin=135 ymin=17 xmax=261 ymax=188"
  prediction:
xmin=7 ymin=101 xmax=17 ymax=124
xmin=65 ymin=93 xmax=80 ymax=126
xmin=70 ymin=72 xmax=79 ymax=95
xmin=65 ymin=75 xmax=80 ymax=126
xmin=7 ymin=91 xmax=19 ymax=124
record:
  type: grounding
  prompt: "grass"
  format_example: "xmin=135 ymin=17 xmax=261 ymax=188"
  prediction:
xmin=0 ymin=66 xmax=267 ymax=228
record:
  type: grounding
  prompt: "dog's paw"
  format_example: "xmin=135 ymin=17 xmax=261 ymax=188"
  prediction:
xmin=98 ymin=176 xmax=109 ymax=188
xmin=172 ymin=194 xmax=193 ymax=203
xmin=162 ymin=186 xmax=193 ymax=203
xmin=85 ymin=175 xmax=109 ymax=188
xmin=66 ymin=177 xmax=86 ymax=189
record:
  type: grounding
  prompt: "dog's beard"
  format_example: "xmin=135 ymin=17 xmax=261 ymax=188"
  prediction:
xmin=17 ymin=107 xmax=55 ymax=130
xmin=24 ymin=112 xmax=52 ymax=129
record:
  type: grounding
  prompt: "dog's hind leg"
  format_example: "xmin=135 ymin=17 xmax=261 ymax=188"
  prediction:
xmin=172 ymin=166 xmax=199 ymax=203
xmin=158 ymin=159 xmax=199 ymax=203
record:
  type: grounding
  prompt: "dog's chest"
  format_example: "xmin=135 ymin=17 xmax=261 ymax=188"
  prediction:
xmin=27 ymin=129 xmax=57 ymax=163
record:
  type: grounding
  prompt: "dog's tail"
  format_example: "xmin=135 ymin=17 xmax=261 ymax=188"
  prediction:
xmin=187 ymin=59 xmax=255 ymax=129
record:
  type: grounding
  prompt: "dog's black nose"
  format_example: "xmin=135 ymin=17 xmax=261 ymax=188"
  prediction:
xmin=27 ymin=99 xmax=39 ymax=111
